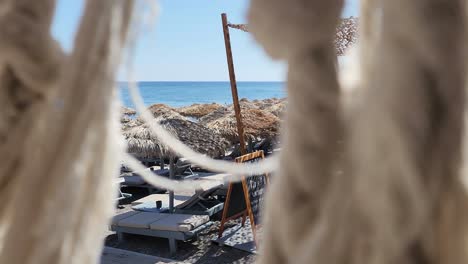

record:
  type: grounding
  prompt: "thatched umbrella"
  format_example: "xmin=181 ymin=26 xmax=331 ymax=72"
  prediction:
xmin=198 ymin=98 xmax=260 ymax=124
xmin=264 ymin=100 xmax=287 ymax=117
xmin=123 ymin=116 xmax=230 ymax=212
xmin=124 ymin=118 xmax=229 ymax=159
xmin=201 ymin=108 xmax=280 ymax=143
xmin=121 ymin=118 xmax=142 ymax=131
xmin=252 ymin=97 xmax=284 ymax=110
xmin=147 ymin=103 xmax=184 ymax=119
xmin=124 ymin=117 xmax=229 ymax=212
xmin=124 ymin=124 xmax=173 ymax=158
xmin=237 ymin=98 xmax=259 ymax=110
xmin=120 ymin=106 xmax=141 ymax=131
xmin=198 ymin=107 xmax=230 ymax=124
xmin=121 ymin=106 xmax=137 ymax=116
xmin=176 ymin=103 xmax=224 ymax=118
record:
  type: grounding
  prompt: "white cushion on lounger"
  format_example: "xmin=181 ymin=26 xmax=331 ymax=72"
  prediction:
xmin=117 ymin=212 xmax=168 ymax=229
xmin=111 ymin=211 xmax=140 ymax=226
xmin=149 ymin=214 xmax=209 ymax=232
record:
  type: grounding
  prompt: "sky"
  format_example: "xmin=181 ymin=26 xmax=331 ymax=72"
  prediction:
xmin=52 ymin=0 xmax=359 ymax=81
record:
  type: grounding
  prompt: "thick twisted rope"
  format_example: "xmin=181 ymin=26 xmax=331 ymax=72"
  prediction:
xmin=247 ymin=0 xmax=345 ymax=263
xmin=0 ymin=0 xmax=133 ymax=263
xmin=248 ymin=0 xmax=468 ymax=263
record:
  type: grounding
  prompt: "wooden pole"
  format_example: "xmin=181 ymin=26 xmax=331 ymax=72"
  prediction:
xmin=221 ymin=13 xmax=246 ymax=155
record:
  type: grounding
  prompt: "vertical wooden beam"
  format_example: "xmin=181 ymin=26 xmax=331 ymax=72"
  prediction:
xmin=221 ymin=13 xmax=246 ymax=155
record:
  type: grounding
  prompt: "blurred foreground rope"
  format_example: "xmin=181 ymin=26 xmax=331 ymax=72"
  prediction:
xmin=0 ymin=0 xmax=133 ymax=263
xmin=248 ymin=0 xmax=468 ymax=263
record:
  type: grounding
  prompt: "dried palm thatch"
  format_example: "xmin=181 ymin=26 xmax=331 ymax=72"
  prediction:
xmin=202 ymin=108 xmax=280 ymax=143
xmin=176 ymin=103 xmax=223 ymax=118
xmin=121 ymin=118 xmax=142 ymax=131
xmin=228 ymin=23 xmax=249 ymax=32
xmin=199 ymin=98 xmax=262 ymax=124
xmin=124 ymin=118 xmax=229 ymax=159
xmin=198 ymin=106 xmax=230 ymax=124
xmin=120 ymin=115 xmax=132 ymax=124
xmin=124 ymin=124 xmax=173 ymax=158
xmin=120 ymin=106 xmax=136 ymax=116
xmin=120 ymin=107 xmax=138 ymax=128
xmin=237 ymin=98 xmax=259 ymax=110
xmin=253 ymin=97 xmax=279 ymax=109
xmin=147 ymin=103 xmax=184 ymax=119
xmin=264 ymin=101 xmax=287 ymax=117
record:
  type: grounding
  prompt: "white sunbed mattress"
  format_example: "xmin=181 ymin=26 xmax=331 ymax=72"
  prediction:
xmin=112 ymin=211 xmax=209 ymax=232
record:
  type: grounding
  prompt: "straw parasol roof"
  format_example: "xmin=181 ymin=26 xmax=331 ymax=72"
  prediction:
xmin=265 ymin=103 xmax=286 ymax=118
xmin=120 ymin=106 xmax=141 ymax=130
xmin=176 ymin=103 xmax=224 ymax=118
xmin=121 ymin=115 xmax=132 ymax=124
xmin=238 ymin=98 xmax=259 ymax=110
xmin=201 ymin=108 xmax=280 ymax=143
xmin=121 ymin=106 xmax=137 ymax=116
xmin=198 ymin=107 xmax=230 ymax=124
xmin=147 ymin=103 xmax=185 ymax=119
xmin=124 ymin=125 xmax=167 ymax=158
xmin=124 ymin=118 xmax=229 ymax=159
xmin=252 ymin=98 xmax=285 ymax=110
xmin=264 ymin=100 xmax=287 ymax=117
xmin=121 ymin=118 xmax=143 ymax=131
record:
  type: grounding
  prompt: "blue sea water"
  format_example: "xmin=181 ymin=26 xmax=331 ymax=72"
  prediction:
xmin=119 ymin=82 xmax=286 ymax=108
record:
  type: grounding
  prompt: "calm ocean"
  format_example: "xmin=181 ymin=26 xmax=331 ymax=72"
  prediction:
xmin=119 ymin=82 xmax=286 ymax=108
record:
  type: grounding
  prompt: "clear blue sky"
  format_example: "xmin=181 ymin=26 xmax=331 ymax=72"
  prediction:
xmin=52 ymin=0 xmax=359 ymax=81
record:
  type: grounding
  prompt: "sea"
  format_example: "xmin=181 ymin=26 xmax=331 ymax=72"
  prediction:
xmin=119 ymin=82 xmax=286 ymax=108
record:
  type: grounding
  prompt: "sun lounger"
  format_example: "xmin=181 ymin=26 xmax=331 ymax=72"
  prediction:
xmin=115 ymin=178 xmax=132 ymax=201
xmin=111 ymin=211 xmax=212 ymax=255
xmin=174 ymin=185 xmax=224 ymax=216
xmin=120 ymin=161 xmax=196 ymax=191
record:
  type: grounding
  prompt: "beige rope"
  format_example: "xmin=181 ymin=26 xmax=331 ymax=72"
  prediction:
xmin=0 ymin=0 xmax=133 ymax=263
xmin=249 ymin=0 xmax=468 ymax=263
xmin=248 ymin=0 xmax=345 ymax=263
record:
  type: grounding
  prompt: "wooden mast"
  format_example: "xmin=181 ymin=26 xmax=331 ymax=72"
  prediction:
xmin=221 ymin=13 xmax=246 ymax=155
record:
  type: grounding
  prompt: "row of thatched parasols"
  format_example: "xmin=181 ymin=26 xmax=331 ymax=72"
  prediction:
xmin=121 ymin=98 xmax=286 ymax=159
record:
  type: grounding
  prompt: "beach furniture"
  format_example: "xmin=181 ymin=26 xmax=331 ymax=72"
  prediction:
xmin=174 ymin=185 xmax=224 ymax=216
xmin=131 ymin=193 xmax=192 ymax=213
xmin=119 ymin=161 xmax=195 ymax=193
xmin=130 ymin=186 xmax=224 ymax=216
xmin=121 ymin=160 xmax=195 ymax=187
xmin=111 ymin=211 xmax=213 ymax=255
xmin=115 ymin=178 xmax=132 ymax=201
